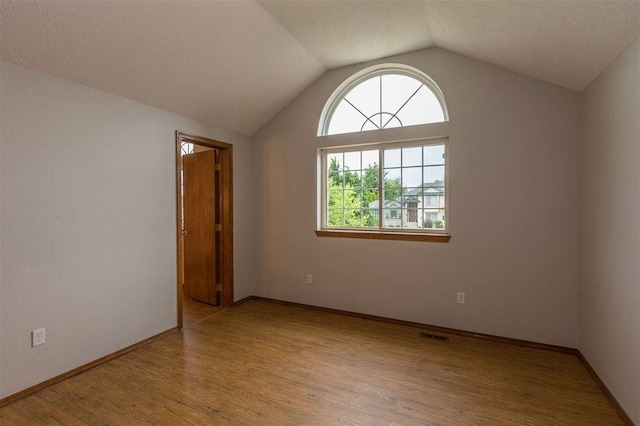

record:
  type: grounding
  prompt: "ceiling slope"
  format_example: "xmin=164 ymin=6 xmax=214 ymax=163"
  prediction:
xmin=427 ymin=0 xmax=640 ymax=92
xmin=262 ymin=0 xmax=640 ymax=93
xmin=1 ymin=1 xmax=639 ymax=135
xmin=0 ymin=0 xmax=325 ymax=135
xmin=257 ymin=0 xmax=436 ymax=68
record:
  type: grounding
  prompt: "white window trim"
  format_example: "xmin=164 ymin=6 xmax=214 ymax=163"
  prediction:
xmin=317 ymin=63 xmax=450 ymax=137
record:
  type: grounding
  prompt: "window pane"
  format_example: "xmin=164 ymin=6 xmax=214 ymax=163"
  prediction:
xmin=327 ymin=152 xmax=343 ymax=170
xmin=383 ymin=168 xmax=401 ymax=203
xmin=361 ymin=152 xmax=379 ymax=193
xmin=343 ymin=209 xmax=362 ymax=227
xmin=343 ymin=186 xmax=360 ymax=206
xmin=344 ymin=151 xmax=361 ymax=171
xmin=383 ymin=167 xmax=401 ymax=183
xmin=424 ymin=195 xmax=439 ymax=207
xmin=383 ymin=209 xmax=401 ymax=228
xmin=395 ymin=85 xmax=444 ymax=126
xmin=416 ymin=209 xmax=426 ymax=229
xmin=353 ymin=186 xmax=365 ymax=206
xmin=402 ymin=146 xmax=422 ymax=167
xmin=181 ymin=142 xmax=194 ymax=156
xmin=424 ymin=211 xmax=439 ymax=229
xmin=327 ymin=171 xmax=344 ymax=189
xmin=364 ymin=189 xmax=379 ymax=209
xmin=423 ymin=165 xmax=445 ymax=185
xmin=381 ymin=75 xmax=423 ymax=122
xmin=404 ymin=207 xmax=420 ymax=229
xmin=344 ymin=76 xmax=381 ymax=126
xmin=362 ymin=181 xmax=379 ymax=197
xmin=327 ymin=154 xmax=345 ymax=189
xmin=328 ymin=209 xmax=344 ymax=226
xmin=361 ymin=209 xmax=379 ymax=227
xmin=345 ymin=170 xmax=362 ymax=189
xmin=362 ymin=150 xmax=378 ymax=168
xmin=433 ymin=212 xmax=445 ymax=229
xmin=402 ymin=167 xmax=422 ymax=189
xmin=384 ymin=148 xmax=401 ymax=168
xmin=328 ymin=100 xmax=365 ymax=135
xmin=327 ymin=190 xmax=344 ymax=208
xmin=423 ymin=145 xmax=445 ymax=166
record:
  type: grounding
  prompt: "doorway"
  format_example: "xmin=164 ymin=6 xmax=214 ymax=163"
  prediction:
xmin=175 ymin=131 xmax=233 ymax=330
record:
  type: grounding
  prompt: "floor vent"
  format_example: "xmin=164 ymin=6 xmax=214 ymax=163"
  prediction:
xmin=420 ymin=332 xmax=449 ymax=342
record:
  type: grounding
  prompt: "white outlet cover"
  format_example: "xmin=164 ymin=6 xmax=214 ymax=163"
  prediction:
xmin=32 ymin=328 xmax=46 ymax=347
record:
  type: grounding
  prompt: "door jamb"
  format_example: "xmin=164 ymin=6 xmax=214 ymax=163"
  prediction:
xmin=175 ymin=131 xmax=234 ymax=330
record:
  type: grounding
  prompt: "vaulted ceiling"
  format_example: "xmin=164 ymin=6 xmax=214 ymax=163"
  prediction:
xmin=1 ymin=1 xmax=639 ymax=136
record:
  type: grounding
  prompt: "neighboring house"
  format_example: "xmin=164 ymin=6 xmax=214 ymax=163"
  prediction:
xmin=404 ymin=181 xmax=445 ymax=229
xmin=368 ymin=181 xmax=445 ymax=229
xmin=368 ymin=199 xmax=403 ymax=227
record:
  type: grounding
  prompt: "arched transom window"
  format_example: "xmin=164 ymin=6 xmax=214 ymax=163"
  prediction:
xmin=319 ymin=64 xmax=448 ymax=136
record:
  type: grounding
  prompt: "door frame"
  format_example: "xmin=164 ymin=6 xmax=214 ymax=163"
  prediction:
xmin=175 ymin=131 xmax=234 ymax=330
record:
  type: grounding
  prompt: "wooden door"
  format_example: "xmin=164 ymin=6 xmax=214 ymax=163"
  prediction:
xmin=182 ymin=150 xmax=218 ymax=305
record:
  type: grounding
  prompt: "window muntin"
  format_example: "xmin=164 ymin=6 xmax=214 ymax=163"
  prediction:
xmin=322 ymin=139 xmax=447 ymax=233
xmin=319 ymin=64 xmax=448 ymax=136
xmin=181 ymin=142 xmax=194 ymax=156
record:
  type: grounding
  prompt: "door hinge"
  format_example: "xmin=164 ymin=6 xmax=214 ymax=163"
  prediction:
xmin=215 ymin=224 xmax=222 ymax=232
xmin=216 ymin=283 xmax=222 ymax=291
xmin=214 ymin=163 xmax=221 ymax=171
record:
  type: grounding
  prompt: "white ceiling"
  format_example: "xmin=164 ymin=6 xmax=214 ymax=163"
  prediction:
xmin=1 ymin=1 xmax=639 ymax=136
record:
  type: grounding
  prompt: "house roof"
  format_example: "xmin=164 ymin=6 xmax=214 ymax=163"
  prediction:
xmin=368 ymin=182 xmax=444 ymax=208
xmin=404 ymin=182 xmax=445 ymax=196
xmin=1 ymin=1 xmax=638 ymax=136
xmin=368 ymin=199 xmax=401 ymax=209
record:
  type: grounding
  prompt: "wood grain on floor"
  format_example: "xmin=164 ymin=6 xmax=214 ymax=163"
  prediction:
xmin=0 ymin=299 xmax=624 ymax=425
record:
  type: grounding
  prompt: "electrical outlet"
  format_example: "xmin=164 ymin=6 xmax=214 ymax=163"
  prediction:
xmin=32 ymin=328 xmax=45 ymax=347
xmin=306 ymin=274 xmax=312 ymax=284
xmin=456 ymin=292 xmax=465 ymax=304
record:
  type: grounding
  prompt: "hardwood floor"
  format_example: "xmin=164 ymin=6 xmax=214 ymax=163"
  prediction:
xmin=0 ymin=299 xmax=624 ymax=425
xmin=182 ymin=296 xmax=225 ymax=328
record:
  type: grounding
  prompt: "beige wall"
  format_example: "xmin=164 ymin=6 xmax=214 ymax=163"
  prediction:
xmin=6 ymin=40 xmax=634 ymax=413
xmin=252 ymin=47 xmax=581 ymax=347
xmin=0 ymin=60 xmax=256 ymax=399
xmin=580 ymin=37 xmax=640 ymax=424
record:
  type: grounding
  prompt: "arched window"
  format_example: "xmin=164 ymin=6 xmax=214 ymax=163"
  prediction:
xmin=316 ymin=64 xmax=450 ymax=242
xmin=318 ymin=64 xmax=448 ymax=136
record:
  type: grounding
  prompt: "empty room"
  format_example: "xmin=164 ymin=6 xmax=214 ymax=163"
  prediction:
xmin=1 ymin=1 xmax=639 ymax=424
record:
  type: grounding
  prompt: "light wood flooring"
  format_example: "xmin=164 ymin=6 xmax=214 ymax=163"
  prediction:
xmin=0 ymin=299 xmax=624 ymax=425
xmin=182 ymin=296 xmax=225 ymax=328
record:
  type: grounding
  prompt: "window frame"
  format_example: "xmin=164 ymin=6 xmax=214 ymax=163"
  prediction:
xmin=318 ymin=64 xmax=449 ymax=137
xmin=318 ymin=137 xmax=450 ymax=242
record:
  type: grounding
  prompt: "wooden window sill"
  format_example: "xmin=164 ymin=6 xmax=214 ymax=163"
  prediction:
xmin=315 ymin=229 xmax=451 ymax=243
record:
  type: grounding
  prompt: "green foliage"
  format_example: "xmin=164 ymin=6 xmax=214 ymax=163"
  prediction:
xmin=362 ymin=163 xmax=380 ymax=206
xmin=327 ymin=152 xmax=445 ymax=229
xmin=327 ymin=157 xmax=342 ymax=187
xmin=384 ymin=174 xmax=401 ymax=200
xmin=358 ymin=163 xmax=401 ymax=201
xmin=328 ymin=157 xmax=361 ymax=190
xmin=327 ymin=159 xmax=393 ymax=228
xmin=327 ymin=179 xmax=362 ymax=227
